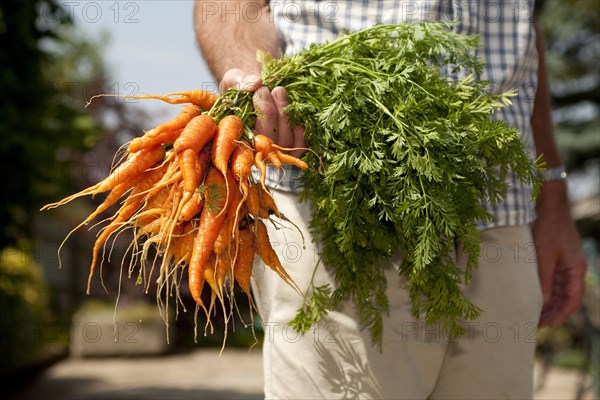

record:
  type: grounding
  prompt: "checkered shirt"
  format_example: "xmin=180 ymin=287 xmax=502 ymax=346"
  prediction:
xmin=265 ymin=0 xmax=539 ymax=229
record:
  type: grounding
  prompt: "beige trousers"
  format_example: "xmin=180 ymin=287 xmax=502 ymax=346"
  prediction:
xmin=251 ymin=189 xmax=543 ymax=400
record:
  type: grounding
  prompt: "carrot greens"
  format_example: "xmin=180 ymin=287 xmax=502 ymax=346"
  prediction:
xmin=253 ymin=22 xmax=544 ymax=345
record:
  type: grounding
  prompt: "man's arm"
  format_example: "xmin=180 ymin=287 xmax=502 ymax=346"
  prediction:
xmin=194 ymin=0 xmax=280 ymax=81
xmin=531 ymin=25 xmax=587 ymax=327
xmin=194 ymin=0 xmax=304 ymax=153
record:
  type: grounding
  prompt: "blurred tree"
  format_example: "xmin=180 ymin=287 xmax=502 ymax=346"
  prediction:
xmin=0 ymin=1 xmax=154 ymax=380
xmin=0 ymin=0 xmax=103 ymax=249
xmin=536 ymin=0 xmax=600 ymax=170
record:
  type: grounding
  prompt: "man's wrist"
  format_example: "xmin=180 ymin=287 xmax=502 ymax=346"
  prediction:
xmin=536 ymin=177 xmax=570 ymax=215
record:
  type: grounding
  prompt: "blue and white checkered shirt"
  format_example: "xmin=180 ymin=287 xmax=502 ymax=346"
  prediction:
xmin=266 ymin=0 xmax=539 ymax=229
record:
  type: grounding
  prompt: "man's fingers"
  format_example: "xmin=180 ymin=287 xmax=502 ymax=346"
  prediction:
xmin=272 ymin=87 xmax=294 ymax=149
xmin=220 ymin=68 xmax=262 ymax=92
xmin=291 ymin=125 xmax=307 ymax=158
xmin=219 ymin=71 xmax=306 ymax=158
xmin=540 ymin=258 xmax=587 ymax=327
xmin=551 ymin=262 xmax=586 ymax=325
xmin=253 ymin=86 xmax=278 ymax=141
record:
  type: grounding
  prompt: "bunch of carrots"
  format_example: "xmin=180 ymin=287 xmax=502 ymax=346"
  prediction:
xmin=42 ymin=89 xmax=307 ymax=337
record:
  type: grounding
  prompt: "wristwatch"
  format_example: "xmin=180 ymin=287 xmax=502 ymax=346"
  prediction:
xmin=543 ymin=165 xmax=567 ymax=182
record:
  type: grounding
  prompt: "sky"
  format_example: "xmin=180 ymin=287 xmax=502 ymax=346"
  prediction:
xmin=70 ymin=0 xmax=217 ymax=122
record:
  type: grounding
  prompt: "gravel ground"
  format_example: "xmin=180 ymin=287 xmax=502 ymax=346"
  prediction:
xmin=11 ymin=349 xmax=596 ymax=400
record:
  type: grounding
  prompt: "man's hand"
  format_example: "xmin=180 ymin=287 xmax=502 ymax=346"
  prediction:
xmin=533 ymin=181 xmax=587 ymax=327
xmin=221 ymin=68 xmax=305 ymax=157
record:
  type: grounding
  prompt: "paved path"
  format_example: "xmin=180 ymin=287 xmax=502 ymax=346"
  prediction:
xmin=11 ymin=349 xmax=595 ymax=400
xmin=13 ymin=349 xmax=263 ymax=400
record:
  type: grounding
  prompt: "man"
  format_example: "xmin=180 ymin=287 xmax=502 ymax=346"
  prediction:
xmin=195 ymin=1 xmax=586 ymax=398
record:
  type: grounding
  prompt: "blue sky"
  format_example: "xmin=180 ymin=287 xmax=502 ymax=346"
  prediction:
xmin=71 ymin=0 xmax=216 ymax=122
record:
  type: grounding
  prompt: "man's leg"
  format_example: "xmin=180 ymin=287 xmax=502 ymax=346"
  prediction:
xmin=430 ymin=225 xmax=543 ymax=399
xmin=252 ymin=188 xmax=448 ymax=399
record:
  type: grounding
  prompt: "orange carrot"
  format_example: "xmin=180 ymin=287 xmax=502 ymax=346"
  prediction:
xmin=87 ymin=195 xmax=145 ymax=293
xmin=246 ymin=182 xmax=269 ymax=219
xmin=173 ymin=114 xmax=217 ymax=154
xmin=213 ymin=178 xmax=243 ymax=256
xmin=173 ymin=222 xmax=196 ymax=265
xmin=128 ymin=127 xmax=183 ymax=153
xmin=119 ymin=90 xmax=218 ymax=110
xmin=98 ymin=146 xmax=166 ymax=193
xmin=134 ymin=185 xmax=171 ymax=226
xmin=259 ymin=186 xmax=282 ymax=218
xmin=188 ymin=167 xmax=235 ymax=306
xmin=254 ymin=219 xmax=296 ymax=289
xmin=212 ymin=115 xmax=244 ymax=175
xmin=42 ymin=146 xmax=165 ymax=210
xmin=253 ymin=134 xmax=308 ymax=170
xmin=253 ymin=134 xmax=275 ymax=156
xmin=178 ymin=196 xmax=204 ymax=224
xmin=252 ymin=151 xmax=269 ymax=191
xmin=213 ymin=216 xmax=232 ymax=256
xmin=144 ymin=105 xmax=201 ymax=139
xmin=165 ymin=90 xmax=218 ymax=110
xmin=231 ymin=141 xmax=254 ymax=184
xmin=180 ymin=148 xmax=199 ymax=196
xmin=203 ymin=254 xmax=221 ymax=309
xmin=233 ymin=228 xmax=255 ymax=294
xmin=276 ymin=152 xmax=308 ymax=170
xmin=176 ymin=147 xmax=210 ymax=223
xmin=76 ymin=175 xmax=139 ymax=229
xmin=214 ymin=256 xmax=230 ymax=294
xmin=231 ymin=142 xmax=255 ymax=215
xmin=211 ymin=115 xmax=244 ymax=215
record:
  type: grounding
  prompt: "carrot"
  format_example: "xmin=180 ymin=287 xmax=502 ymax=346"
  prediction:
xmin=42 ymin=145 xmax=165 ymax=210
xmin=246 ymin=182 xmax=269 ymax=219
xmin=173 ymin=222 xmax=196 ymax=265
xmin=213 ymin=178 xmax=243 ymax=257
xmin=144 ymin=105 xmax=201 ymax=139
xmin=231 ymin=141 xmax=254 ymax=185
xmin=233 ymin=228 xmax=255 ymax=294
xmin=175 ymin=146 xmax=211 ymax=224
xmin=214 ymin=256 xmax=230 ymax=295
xmin=253 ymin=151 xmax=268 ymax=191
xmin=179 ymin=148 xmax=199 ymax=197
xmin=188 ymin=167 xmax=235 ymax=306
xmin=196 ymin=146 xmax=212 ymax=177
xmin=230 ymin=142 xmax=255 ymax=215
xmin=203 ymin=254 xmax=222 ymax=312
xmin=211 ymin=115 xmax=244 ymax=211
xmin=164 ymin=90 xmax=218 ymax=110
xmin=87 ymin=177 xmax=139 ymax=221
xmin=276 ymin=152 xmax=308 ymax=170
xmin=100 ymin=146 xmax=166 ymax=192
xmin=68 ymin=175 xmax=139 ymax=233
xmin=213 ymin=216 xmax=232 ymax=256
xmin=178 ymin=196 xmax=204 ymax=224
xmin=254 ymin=219 xmax=297 ymax=291
xmin=212 ymin=115 xmax=244 ymax=174
xmin=128 ymin=127 xmax=183 ymax=153
xmin=173 ymin=114 xmax=217 ymax=154
xmin=139 ymin=161 xmax=181 ymax=201
xmin=134 ymin=185 xmax=172 ymax=226
xmin=253 ymin=134 xmax=308 ymax=169
xmin=118 ymin=90 xmax=218 ymax=110
xmin=259 ymin=186 xmax=282 ymax=218
xmin=87 ymin=195 xmax=145 ymax=293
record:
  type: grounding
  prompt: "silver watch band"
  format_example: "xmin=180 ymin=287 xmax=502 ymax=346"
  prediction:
xmin=543 ymin=165 xmax=567 ymax=182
